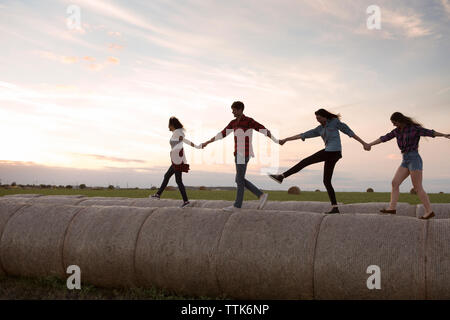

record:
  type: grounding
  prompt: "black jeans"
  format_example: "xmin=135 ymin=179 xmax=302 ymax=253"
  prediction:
xmin=157 ymin=165 xmax=188 ymax=202
xmin=283 ymin=149 xmax=342 ymax=205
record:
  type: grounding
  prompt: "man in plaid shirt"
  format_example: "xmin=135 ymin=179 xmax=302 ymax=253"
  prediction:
xmin=202 ymin=101 xmax=280 ymax=212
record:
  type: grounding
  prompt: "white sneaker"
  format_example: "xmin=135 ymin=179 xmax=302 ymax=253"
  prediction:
xmin=257 ymin=193 xmax=268 ymax=210
xmin=223 ymin=205 xmax=239 ymax=212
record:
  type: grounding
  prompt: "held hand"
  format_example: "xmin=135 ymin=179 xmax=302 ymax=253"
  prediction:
xmin=446 ymin=134 xmax=450 ymax=139
xmin=279 ymin=139 xmax=286 ymax=146
xmin=363 ymin=143 xmax=371 ymax=151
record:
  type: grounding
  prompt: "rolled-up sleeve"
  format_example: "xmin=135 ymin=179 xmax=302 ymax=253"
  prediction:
xmin=417 ymin=126 xmax=435 ymax=138
xmin=300 ymin=126 xmax=321 ymax=140
xmin=380 ymin=129 xmax=396 ymax=142
xmin=337 ymin=120 xmax=355 ymax=138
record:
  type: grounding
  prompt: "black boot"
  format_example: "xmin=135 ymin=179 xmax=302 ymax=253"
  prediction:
xmin=268 ymin=174 xmax=284 ymax=184
xmin=325 ymin=206 xmax=340 ymax=214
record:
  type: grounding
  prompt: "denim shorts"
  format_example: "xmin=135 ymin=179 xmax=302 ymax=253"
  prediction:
xmin=400 ymin=151 xmax=423 ymax=171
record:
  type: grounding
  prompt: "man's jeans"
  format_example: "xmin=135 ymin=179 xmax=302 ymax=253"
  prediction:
xmin=234 ymin=154 xmax=263 ymax=208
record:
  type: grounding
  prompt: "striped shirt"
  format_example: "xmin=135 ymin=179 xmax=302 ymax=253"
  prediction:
xmin=299 ymin=118 xmax=356 ymax=152
xmin=379 ymin=125 xmax=435 ymax=153
xmin=216 ymin=114 xmax=274 ymax=157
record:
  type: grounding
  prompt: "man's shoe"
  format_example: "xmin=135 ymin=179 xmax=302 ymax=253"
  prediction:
xmin=380 ymin=208 xmax=396 ymax=214
xmin=257 ymin=193 xmax=269 ymax=210
xmin=223 ymin=205 xmax=239 ymax=212
xmin=150 ymin=193 xmax=160 ymax=199
xmin=419 ymin=211 xmax=435 ymax=220
xmin=180 ymin=201 xmax=190 ymax=208
xmin=268 ymin=174 xmax=283 ymax=184
xmin=325 ymin=207 xmax=340 ymax=214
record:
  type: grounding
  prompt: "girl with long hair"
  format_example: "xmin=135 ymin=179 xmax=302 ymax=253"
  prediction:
xmin=150 ymin=117 xmax=201 ymax=207
xmin=268 ymin=108 xmax=370 ymax=214
xmin=367 ymin=112 xmax=450 ymax=219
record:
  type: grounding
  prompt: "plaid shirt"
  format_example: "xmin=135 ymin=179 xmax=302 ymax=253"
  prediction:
xmin=216 ymin=114 xmax=272 ymax=157
xmin=380 ymin=125 xmax=435 ymax=153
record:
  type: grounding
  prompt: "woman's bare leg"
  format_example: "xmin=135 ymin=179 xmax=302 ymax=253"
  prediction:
xmin=410 ymin=170 xmax=433 ymax=215
xmin=388 ymin=166 xmax=410 ymax=210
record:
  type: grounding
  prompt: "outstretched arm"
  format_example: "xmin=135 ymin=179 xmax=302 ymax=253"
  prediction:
xmin=250 ymin=118 xmax=279 ymax=144
xmin=431 ymin=131 xmax=450 ymax=138
xmin=201 ymin=121 xmax=233 ymax=148
xmin=280 ymin=127 xmax=319 ymax=145
xmin=351 ymin=134 xmax=371 ymax=151
xmin=368 ymin=138 xmax=383 ymax=147
xmin=336 ymin=120 xmax=370 ymax=150
xmin=180 ymin=136 xmax=201 ymax=149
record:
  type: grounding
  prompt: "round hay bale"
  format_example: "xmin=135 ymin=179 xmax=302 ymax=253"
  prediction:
xmin=193 ymin=200 xmax=235 ymax=209
xmin=63 ymin=206 xmax=156 ymax=288
xmin=426 ymin=219 xmax=450 ymax=299
xmin=410 ymin=188 xmax=417 ymax=195
xmin=439 ymin=192 xmax=444 ymax=194
xmin=264 ymin=201 xmax=336 ymax=213
xmin=216 ymin=210 xmax=324 ymax=299
xmin=288 ymin=186 xmax=301 ymax=195
xmin=165 ymin=186 xmax=177 ymax=191
xmin=199 ymin=186 xmax=208 ymax=190
xmin=0 ymin=194 xmax=44 ymax=198
xmin=339 ymin=202 xmax=416 ymax=217
xmin=314 ymin=214 xmax=425 ymax=299
xmin=29 ymin=195 xmax=87 ymax=206
xmin=416 ymin=204 xmax=450 ymax=219
xmin=315 ymin=189 xmax=321 ymax=192
xmin=77 ymin=198 xmax=138 ymax=207
xmin=0 ymin=204 xmax=86 ymax=278
xmin=135 ymin=207 xmax=233 ymax=297
xmin=0 ymin=201 xmax=30 ymax=276
xmin=366 ymin=188 xmax=374 ymax=193
xmin=131 ymin=198 xmax=187 ymax=208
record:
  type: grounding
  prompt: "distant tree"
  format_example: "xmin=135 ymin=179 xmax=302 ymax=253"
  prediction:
xmin=79 ymin=184 xmax=86 ymax=189
xmin=410 ymin=188 xmax=417 ymax=195
xmin=367 ymin=188 xmax=374 ymax=192
xmin=108 ymin=185 xmax=115 ymax=190
xmin=11 ymin=182 xmax=16 ymax=186
xmin=66 ymin=185 xmax=73 ymax=189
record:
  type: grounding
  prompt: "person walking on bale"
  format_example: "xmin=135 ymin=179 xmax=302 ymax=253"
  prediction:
xmin=269 ymin=108 xmax=370 ymax=214
xmin=201 ymin=101 xmax=280 ymax=212
xmin=151 ymin=117 xmax=201 ymax=208
xmin=367 ymin=112 xmax=450 ymax=219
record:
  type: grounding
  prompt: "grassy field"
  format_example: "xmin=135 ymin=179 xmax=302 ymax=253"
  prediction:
xmin=1 ymin=187 xmax=449 ymax=204
xmin=0 ymin=275 xmax=221 ymax=300
xmin=0 ymin=187 xmax=448 ymax=299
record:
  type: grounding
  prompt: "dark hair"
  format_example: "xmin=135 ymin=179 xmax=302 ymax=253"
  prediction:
xmin=231 ymin=101 xmax=245 ymax=111
xmin=390 ymin=112 xmax=422 ymax=127
xmin=169 ymin=117 xmax=184 ymax=130
xmin=315 ymin=108 xmax=341 ymax=120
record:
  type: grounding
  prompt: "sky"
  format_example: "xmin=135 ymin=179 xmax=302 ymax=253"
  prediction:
xmin=1 ymin=0 xmax=449 ymax=192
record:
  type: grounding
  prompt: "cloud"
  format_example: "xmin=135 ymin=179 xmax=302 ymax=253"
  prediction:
xmin=108 ymin=43 xmax=124 ymax=50
xmin=108 ymin=31 xmax=122 ymax=37
xmin=80 ymin=153 xmax=146 ymax=164
xmin=107 ymin=56 xmax=120 ymax=64
xmin=83 ymin=56 xmax=96 ymax=62
xmin=35 ymin=50 xmax=79 ymax=64
xmin=442 ymin=0 xmax=450 ymax=17
xmin=382 ymin=8 xmax=433 ymax=38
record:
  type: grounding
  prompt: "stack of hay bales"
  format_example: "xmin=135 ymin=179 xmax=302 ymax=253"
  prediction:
xmin=1 ymin=195 xmax=450 ymax=299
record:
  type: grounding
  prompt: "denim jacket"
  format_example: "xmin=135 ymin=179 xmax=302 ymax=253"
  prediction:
xmin=299 ymin=118 xmax=355 ymax=151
